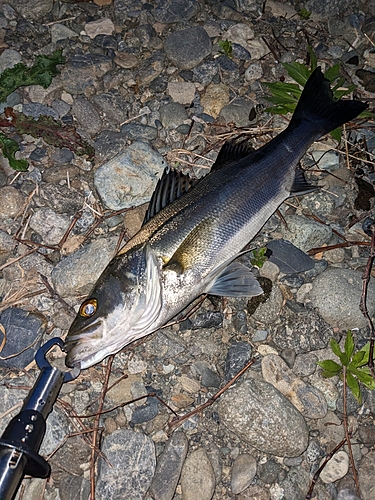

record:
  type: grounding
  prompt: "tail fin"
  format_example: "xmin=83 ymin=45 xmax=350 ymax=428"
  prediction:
xmin=290 ymin=67 xmax=367 ymax=135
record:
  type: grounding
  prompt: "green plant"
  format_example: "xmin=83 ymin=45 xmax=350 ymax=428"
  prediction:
xmin=263 ymin=47 xmax=372 ymax=141
xmin=218 ymin=39 xmax=233 ymax=58
xmin=318 ymin=330 xmax=375 ymax=403
xmin=0 ymin=133 xmax=28 ymax=171
xmin=298 ymin=8 xmax=311 ymax=20
xmin=249 ymin=247 xmax=267 ymax=268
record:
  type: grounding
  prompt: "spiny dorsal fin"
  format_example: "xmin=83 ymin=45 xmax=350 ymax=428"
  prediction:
xmin=211 ymin=138 xmax=255 ymax=172
xmin=289 ymin=166 xmax=318 ymax=197
xmin=143 ymin=167 xmax=199 ymax=225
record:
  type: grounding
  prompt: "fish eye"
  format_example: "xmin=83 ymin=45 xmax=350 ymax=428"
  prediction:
xmin=79 ymin=298 xmax=98 ymax=318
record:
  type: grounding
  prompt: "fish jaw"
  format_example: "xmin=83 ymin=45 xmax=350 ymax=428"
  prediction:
xmin=65 ymin=245 xmax=163 ymax=369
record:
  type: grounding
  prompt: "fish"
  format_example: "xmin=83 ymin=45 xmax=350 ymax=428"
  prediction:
xmin=65 ymin=67 xmax=367 ymax=369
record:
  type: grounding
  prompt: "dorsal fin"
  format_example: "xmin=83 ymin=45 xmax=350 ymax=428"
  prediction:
xmin=142 ymin=167 xmax=199 ymax=225
xmin=211 ymin=138 xmax=255 ymax=172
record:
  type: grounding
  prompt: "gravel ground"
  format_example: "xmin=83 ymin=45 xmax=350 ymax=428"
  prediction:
xmin=1 ymin=1 xmax=375 ymax=499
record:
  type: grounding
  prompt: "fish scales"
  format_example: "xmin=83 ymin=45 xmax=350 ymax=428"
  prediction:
xmin=65 ymin=68 xmax=368 ymax=369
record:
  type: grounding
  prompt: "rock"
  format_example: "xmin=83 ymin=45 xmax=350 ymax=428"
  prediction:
xmin=29 ymin=208 xmax=70 ymax=245
xmin=94 ymin=141 xmax=166 ymax=210
xmin=164 ymin=27 xmax=212 ymax=70
xmin=0 ymin=186 xmax=25 ymax=218
xmin=300 ymin=191 xmax=336 ymax=218
xmin=60 ymin=53 xmax=113 ymax=95
xmin=224 ymin=341 xmax=252 ymax=383
xmin=225 ymin=23 xmax=255 ymax=51
xmin=293 ymin=352 xmax=318 ymax=377
xmin=50 ymin=23 xmax=78 ymax=43
xmin=309 ymin=373 xmax=339 ymax=411
xmin=358 ymin=450 xmax=375 ymax=500
xmin=40 ymin=184 xmax=84 ymax=214
xmin=51 ymin=236 xmax=118 ymax=296
xmin=266 ymin=0 xmax=297 ymax=18
xmin=192 ymin=60 xmax=218 ymax=85
xmin=246 ymin=39 xmax=269 ymax=60
xmin=159 ymin=102 xmax=188 ymax=129
xmin=72 ymin=97 xmax=102 ymax=136
xmin=273 ymin=309 xmax=332 ymax=354
xmin=96 ymin=429 xmax=156 ymax=500
xmin=267 ymin=239 xmax=315 ymax=274
xmin=84 ymin=18 xmax=114 ymax=38
xmin=95 ymin=130 xmax=128 ymax=160
xmin=7 ymin=0 xmax=53 ymax=22
xmin=138 ymin=51 xmax=165 ymax=85
xmin=218 ymin=373 xmax=309 ymax=457
xmin=154 ymin=0 xmax=199 ymax=23
xmin=201 ymin=83 xmax=230 ymax=118
xmin=0 ymin=229 xmax=13 ymax=265
xmin=91 ymin=90 xmax=130 ymax=125
xmin=219 ymin=98 xmax=254 ymax=127
xmin=114 ymin=52 xmax=139 ymax=69
xmin=0 ymin=308 xmax=46 ymax=369
xmin=320 ymin=451 xmax=349 ymax=483
xmin=309 ymin=268 xmax=375 ymax=330
xmin=167 ymin=82 xmax=196 ymax=105
xmin=280 ymin=214 xmax=332 ymax=252
xmin=231 ymin=454 xmax=257 ymax=495
xmin=193 ymin=361 xmax=221 ymax=388
xmin=249 ymin=284 xmax=283 ymax=324
xmin=0 ymin=48 xmax=21 ymax=73
xmin=244 ymin=62 xmax=263 ymax=82
xmin=121 ymin=123 xmax=158 ymax=141
xmin=180 ymin=448 xmax=215 ymax=500
xmin=237 ymin=484 xmax=271 ymax=499
xmin=59 ymin=475 xmax=90 ymax=500
xmin=261 ymin=354 xmax=327 ymax=419
xmin=149 ymin=431 xmax=188 ymax=500
xmin=310 ymin=148 xmax=340 ymax=171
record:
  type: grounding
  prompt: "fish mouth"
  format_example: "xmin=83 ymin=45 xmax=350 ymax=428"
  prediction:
xmin=65 ymin=319 xmax=104 ymax=369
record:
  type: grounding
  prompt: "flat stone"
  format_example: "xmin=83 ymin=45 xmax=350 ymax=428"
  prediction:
xmin=97 ymin=429 xmax=156 ymax=500
xmin=219 ymin=98 xmax=254 ymax=127
xmin=262 ymin=354 xmax=327 ymax=419
xmin=201 ymin=83 xmax=230 ymax=118
xmin=114 ymin=52 xmax=139 ymax=69
xmin=60 ymin=53 xmax=113 ymax=95
xmin=94 ymin=141 xmax=166 ymax=210
xmin=0 ymin=48 xmax=21 ymax=73
xmin=300 ymin=190 xmax=335 ymax=218
xmin=167 ymin=81 xmax=196 ymax=105
xmin=358 ymin=450 xmax=375 ymax=500
xmin=237 ymin=484 xmax=271 ymax=499
xmin=72 ymin=97 xmax=102 ymax=136
xmin=218 ymin=373 xmax=309 ymax=457
xmin=310 ymin=148 xmax=340 ymax=171
xmin=149 ymin=431 xmax=188 ymax=500
xmin=51 ymin=236 xmax=118 ymax=296
xmin=249 ymin=284 xmax=283 ymax=324
xmin=319 ymin=451 xmax=349 ymax=483
xmin=267 ymin=239 xmax=315 ymax=274
xmin=0 ymin=186 xmax=25 ymax=218
xmin=0 ymin=308 xmax=46 ymax=369
xmin=164 ymin=27 xmax=212 ymax=70
xmin=7 ymin=0 xmax=53 ymax=22
xmin=91 ymin=89 xmax=130 ymax=125
xmin=84 ymin=18 xmax=114 ymax=38
xmin=50 ymin=23 xmax=78 ymax=43
xmin=40 ymin=184 xmax=84 ymax=214
xmin=244 ymin=62 xmax=263 ymax=82
xmin=121 ymin=123 xmax=158 ymax=141
xmin=266 ymin=0 xmax=297 ymax=18
xmin=159 ymin=102 xmax=189 ymax=129
xmin=225 ymin=24 xmax=255 ymax=51
xmin=293 ymin=352 xmax=318 ymax=377
xmin=153 ymin=0 xmax=199 ymax=23
xmin=29 ymin=208 xmax=70 ymax=245
xmin=180 ymin=448 xmax=215 ymax=500
xmin=231 ymin=454 xmax=257 ymax=495
xmin=0 ymin=229 xmax=13 ymax=266
xmin=309 ymin=268 xmax=375 ymax=330
xmin=224 ymin=341 xmax=252 ymax=383
xmin=280 ymin=214 xmax=332 ymax=252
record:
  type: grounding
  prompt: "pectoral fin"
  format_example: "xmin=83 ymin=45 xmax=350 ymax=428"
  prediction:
xmin=208 ymin=261 xmax=263 ymax=297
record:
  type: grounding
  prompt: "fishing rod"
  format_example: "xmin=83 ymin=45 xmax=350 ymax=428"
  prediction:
xmin=0 ymin=338 xmax=80 ymax=500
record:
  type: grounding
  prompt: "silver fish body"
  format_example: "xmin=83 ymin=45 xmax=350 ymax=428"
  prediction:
xmin=65 ymin=68 xmax=367 ymax=369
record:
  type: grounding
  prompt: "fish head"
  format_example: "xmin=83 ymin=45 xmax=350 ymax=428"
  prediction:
xmin=64 ymin=245 xmax=162 ymax=370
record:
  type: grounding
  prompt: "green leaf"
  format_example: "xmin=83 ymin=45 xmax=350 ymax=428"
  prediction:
xmin=330 ymin=338 xmax=343 ymax=359
xmin=346 ymin=370 xmax=362 ymax=403
xmin=324 ymin=63 xmax=341 ymax=83
xmin=264 ymin=103 xmax=297 ymax=115
xmin=308 ymin=46 xmax=317 ymax=71
xmin=344 ymin=331 xmax=355 ymax=360
xmin=330 ymin=127 xmax=342 ymax=142
xmin=298 ymin=8 xmax=311 ymax=20
xmin=350 ymin=349 xmax=366 ymax=368
xmin=317 ymin=360 xmax=342 ymax=373
xmin=282 ymin=62 xmax=311 ymax=87
xmin=0 ymin=50 xmax=65 ymax=103
xmin=0 ymin=132 xmax=28 ymax=171
xmin=350 ymin=367 xmax=375 ymax=389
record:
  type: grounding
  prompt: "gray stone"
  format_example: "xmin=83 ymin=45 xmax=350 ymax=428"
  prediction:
xmin=0 ymin=48 xmax=21 ymax=73
xmin=0 ymin=308 xmax=46 ymax=369
xmin=261 ymin=354 xmax=327 ymax=419
xmin=145 ymin=331 xmax=185 ymax=358
xmin=0 ymin=186 xmax=25 ymax=218
xmin=40 ymin=407 xmax=73 ymax=456
xmin=224 ymin=341 xmax=252 ymax=383
xmin=193 ymin=361 xmax=221 ymax=388
xmin=280 ymin=214 xmax=332 ymax=253
xmin=121 ymin=123 xmax=158 ymax=141
xmin=0 ymin=229 xmax=13 ymax=266
xmin=29 ymin=208 xmax=70 ymax=245
xmin=192 ymin=60 xmax=218 ymax=85
xmin=309 ymin=268 xmax=375 ymax=330
xmin=164 ymin=27 xmax=212 ymax=70
xmin=273 ymin=309 xmax=332 ymax=354
xmin=300 ymin=190 xmax=335 ymax=218
xmin=231 ymin=454 xmax=257 ymax=495
xmin=149 ymin=431 xmax=188 ymax=500
xmin=218 ymin=374 xmax=309 ymax=457
xmin=92 ymin=90 xmax=130 ymax=125
xmin=267 ymin=239 xmax=315 ymax=274
xmin=59 ymin=474 xmax=90 ymax=500
xmin=138 ymin=51 xmax=165 ymax=85
xmin=23 ymin=103 xmax=59 ymax=120
xmin=320 ymin=451 xmax=349 ymax=483
xmin=94 ymin=141 xmax=166 ymax=210
xmin=293 ymin=352 xmax=318 ymax=377
xmin=219 ymin=99 xmax=254 ymax=127
xmin=159 ymin=102 xmax=188 ymax=130
xmin=305 ymin=440 xmax=322 ymax=464
xmin=249 ymin=284 xmax=283 ymax=324
xmin=310 ymin=149 xmax=340 ymax=171
xmin=358 ymin=451 xmax=375 ymax=500
xmin=180 ymin=448 xmax=215 ymax=500
xmin=50 ymin=23 xmax=79 ymax=43
xmin=40 ymin=184 xmax=84 ymax=214
xmin=97 ymin=429 xmax=156 ymax=500
xmin=154 ymin=0 xmax=199 ymax=23
xmin=94 ymin=130 xmax=128 ymax=161
xmin=279 ymin=467 xmax=311 ymax=499
xmin=7 ymin=0 xmax=53 ymax=22
xmin=72 ymin=97 xmax=102 ymax=136
xmin=51 ymin=236 xmax=118 ymax=296
xmin=60 ymin=53 xmax=113 ymax=95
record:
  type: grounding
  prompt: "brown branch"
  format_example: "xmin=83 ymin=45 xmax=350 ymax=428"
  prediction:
xmin=39 ymin=274 xmax=76 ymax=316
xmin=308 ymin=241 xmax=371 ymax=256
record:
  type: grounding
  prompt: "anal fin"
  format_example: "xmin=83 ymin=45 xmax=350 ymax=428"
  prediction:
xmin=289 ymin=166 xmax=317 ymax=197
xmin=208 ymin=261 xmax=263 ymax=298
